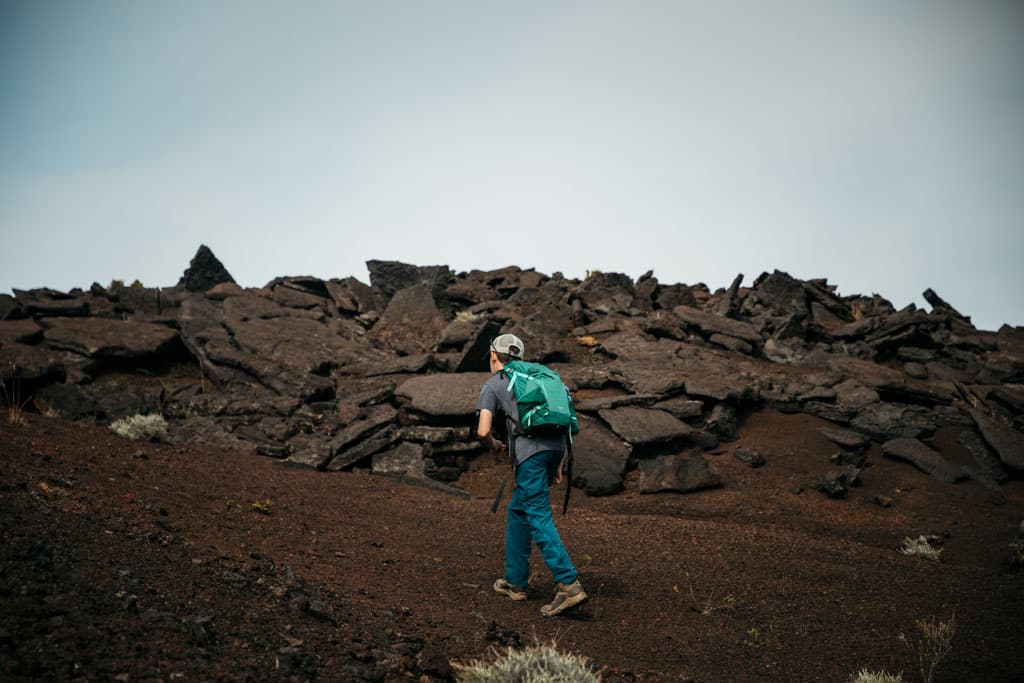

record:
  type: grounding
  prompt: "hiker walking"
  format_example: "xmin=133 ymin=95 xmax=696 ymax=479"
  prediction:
xmin=476 ymin=333 xmax=587 ymax=617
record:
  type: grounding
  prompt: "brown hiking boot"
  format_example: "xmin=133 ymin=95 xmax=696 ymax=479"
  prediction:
xmin=540 ymin=579 xmax=587 ymax=616
xmin=493 ymin=578 xmax=528 ymax=601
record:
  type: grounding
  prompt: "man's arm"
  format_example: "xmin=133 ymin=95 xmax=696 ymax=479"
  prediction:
xmin=476 ymin=409 xmax=506 ymax=455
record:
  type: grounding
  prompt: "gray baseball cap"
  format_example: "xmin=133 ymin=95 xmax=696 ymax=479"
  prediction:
xmin=490 ymin=333 xmax=524 ymax=359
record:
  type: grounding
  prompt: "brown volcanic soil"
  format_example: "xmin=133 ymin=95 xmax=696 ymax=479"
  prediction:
xmin=2 ymin=410 xmax=1022 ymax=682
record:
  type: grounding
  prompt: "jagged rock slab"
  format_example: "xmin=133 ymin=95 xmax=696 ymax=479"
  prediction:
xmin=651 ymin=397 xmax=704 ymax=419
xmin=575 ymin=393 xmax=663 ymax=413
xmin=0 ymin=343 xmax=65 ymax=381
xmin=576 ymin=272 xmax=636 ymax=315
xmin=673 ymin=305 xmax=763 ymax=345
xmin=13 ymin=288 xmax=91 ymax=317
xmin=326 ymin=425 xmax=399 ymax=472
xmin=881 ymin=438 xmax=967 ymax=483
xmin=820 ymin=426 xmax=871 ymax=450
xmin=571 ymin=416 xmax=631 ymax=496
xmin=372 ymin=442 xmax=426 ymax=477
xmin=638 ymin=452 xmax=721 ymax=494
xmin=41 ymin=317 xmax=180 ymax=359
xmin=369 ymin=283 xmax=447 ymax=355
xmin=970 ymin=410 xmax=1024 ymax=471
xmin=36 ymin=380 xmax=161 ymax=422
xmin=367 ymin=260 xmax=452 ymax=308
xmin=396 ymin=372 xmax=491 ymax=418
xmin=832 ymin=380 xmax=880 ymax=410
xmin=0 ymin=319 xmax=44 ymax=345
xmin=325 ymin=404 xmax=397 ymax=461
xmin=850 ymin=403 xmax=936 ymax=441
xmin=598 ymin=406 xmax=693 ymax=446
xmin=957 ymin=430 xmax=1008 ymax=484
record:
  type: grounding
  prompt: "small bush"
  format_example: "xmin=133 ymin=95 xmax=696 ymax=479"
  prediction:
xmin=109 ymin=414 xmax=168 ymax=441
xmin=1 ymin=364 xmax=30 ymax=426
xmin=455 ymin=310 xmax=482 ymax=323
xmin=455 ymin=643 xmax=600 ymax=682
xmin=900 ymin=536 xmax=942 ymax=562
xmin=914 ymin=611 xmax=955 ymax=683
xmin=850 ymin=669 xmax=903 ymax=683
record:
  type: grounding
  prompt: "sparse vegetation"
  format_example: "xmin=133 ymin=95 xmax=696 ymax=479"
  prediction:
xmin=455 ymin=310 xmax=482 ymax=323
xmin=1 ymin=365 xmax=30 ymax=426
xmin=251 ymin=499 xmax=273 ymax=515
xmin=454 ymin=643 xmax=601 ymax=682
xmin=900 ymin=536 xmax=942 ymax=562
xmin=677 ymin=572 xmax=736 ymax=616
xmin=109 ymin=413 xmax=168 ymax=441
xmin=850 ymin=669 xmax=903 ymax=683
xmin=912 ymin=611 xmax=955 ymax=683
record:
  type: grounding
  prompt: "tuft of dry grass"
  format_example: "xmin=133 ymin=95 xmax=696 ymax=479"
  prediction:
xmin=900 ymin=536 xmax=942 ymax=562
xmin=109 ymin=414 xmax=168 ymax=441
xmin=1 ymin=364 xmax=30 ymax=426
xmin=454 ymin=642 xmax=601 ymax=682
xmin=850 ymin=669 xmax=903 ymax=683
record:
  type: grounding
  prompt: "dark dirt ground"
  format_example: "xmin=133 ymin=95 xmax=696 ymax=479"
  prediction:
xmin=2 ymin=409 xmax=1022 ymax=682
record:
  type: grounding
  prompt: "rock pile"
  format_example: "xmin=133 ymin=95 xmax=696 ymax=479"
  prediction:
xmin=2 ymin=246 xmax=1021 ymax=498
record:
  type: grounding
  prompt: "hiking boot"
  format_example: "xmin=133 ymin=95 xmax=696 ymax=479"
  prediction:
xmin=493 ymin=578 xmax=528 ymax=601
xmin=540 ymin=579 xmax=587 ymax=617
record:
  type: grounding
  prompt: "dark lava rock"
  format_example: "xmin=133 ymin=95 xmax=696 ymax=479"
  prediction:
xmin=880 ymin=438 xmax=967 ymax=483
xmin=178 ymin=244 xmax=235 ymax=292
xmin=638 ymin=451 xmax=722 ymax=494
xmin=571 ymin=415 xmax=631 ymax=496
xmin=733 ymin=448 xmax=765 ymax=468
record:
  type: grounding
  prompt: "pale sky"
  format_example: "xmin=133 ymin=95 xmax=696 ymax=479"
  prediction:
xmin=2 ymin=1 xmax=1022 ymax=331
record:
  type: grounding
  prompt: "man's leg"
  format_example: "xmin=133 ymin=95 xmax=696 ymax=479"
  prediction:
xmin=516 ymin=451 xmax=576 ymax=585
xmin=503 ymin=477 xmax=533 ymax=587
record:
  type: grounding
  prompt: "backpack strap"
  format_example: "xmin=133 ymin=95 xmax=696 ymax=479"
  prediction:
xmin=490 ymin=423 xmax=517 ymax=514
xmin=562 ymin=433 xmax=573 ymax=515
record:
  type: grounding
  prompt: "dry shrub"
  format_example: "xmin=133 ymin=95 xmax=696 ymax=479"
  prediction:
xmin=900 ymin=536 xmax=942 ymax=562
xmin=850 ymin=669 xmax=903 ymax=683
xmin=454 ymin=642 xmax=600 ymax=682
xmin=914 ymin=611 xmax=955 ymax=683
xmin=109 ymin=414 xmax=168 ymax=441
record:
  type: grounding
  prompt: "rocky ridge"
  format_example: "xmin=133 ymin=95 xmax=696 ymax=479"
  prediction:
xmin=2 ymin=246 xmax=1022 ymax=500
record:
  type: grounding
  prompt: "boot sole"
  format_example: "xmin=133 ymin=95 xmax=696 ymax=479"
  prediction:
xmin=541 ymin=591 xmax=588 ymax=617
xmin=493 ymin=580 xmax=528 ymax=601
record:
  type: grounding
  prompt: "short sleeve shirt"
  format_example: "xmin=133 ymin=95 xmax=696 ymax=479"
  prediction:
xmin=476 ymin=370 xmax=566 ymax=464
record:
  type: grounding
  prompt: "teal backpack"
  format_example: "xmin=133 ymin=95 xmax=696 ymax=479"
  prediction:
xmin=499 ymin=360 xmax=579 ymax=514
xmin=502 ymin=360 xmax=580 ymax=438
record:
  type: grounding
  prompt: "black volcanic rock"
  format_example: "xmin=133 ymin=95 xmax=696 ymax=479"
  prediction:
xmin=9 ymin=256 xmax=1024 ymax=501
xmin=178 ymin=245 xmax=235 ymax=292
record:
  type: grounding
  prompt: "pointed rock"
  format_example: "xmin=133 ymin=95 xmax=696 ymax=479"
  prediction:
xmin=178 ymin=245 xmax=235 ymax=292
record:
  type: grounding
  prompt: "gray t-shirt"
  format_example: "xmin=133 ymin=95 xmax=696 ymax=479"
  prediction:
xmin=476 ymin=369 xmax=567 ymax=464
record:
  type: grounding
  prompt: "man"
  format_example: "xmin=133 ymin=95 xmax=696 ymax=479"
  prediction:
xmin=476 ymin=333 xmax=587 ymax=617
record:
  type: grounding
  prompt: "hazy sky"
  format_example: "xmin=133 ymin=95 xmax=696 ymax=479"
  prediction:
xmin=2 ymin=1 xmax=1022 ymax=331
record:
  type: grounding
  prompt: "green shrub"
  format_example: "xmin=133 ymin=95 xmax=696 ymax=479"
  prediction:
xmin=109 ymin=414 xmax=168 ymax=441
xmin=455 ymin=643 xmax=600 ymax=682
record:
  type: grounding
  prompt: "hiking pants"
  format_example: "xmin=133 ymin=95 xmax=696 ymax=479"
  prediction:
xmin=505 ymin=450 xmax=577 ymax=586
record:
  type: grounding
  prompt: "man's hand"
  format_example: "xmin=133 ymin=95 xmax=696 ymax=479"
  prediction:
xmin=486 ymin=434 xmax=507 ymax=456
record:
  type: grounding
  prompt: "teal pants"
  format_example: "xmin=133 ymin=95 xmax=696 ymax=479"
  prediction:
xmin=505 ymin=450 xmax=577 ymax=586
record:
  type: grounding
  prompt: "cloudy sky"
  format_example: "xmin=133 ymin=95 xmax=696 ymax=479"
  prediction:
xmin=2 ymin=1 xmax=1022 ymax=331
